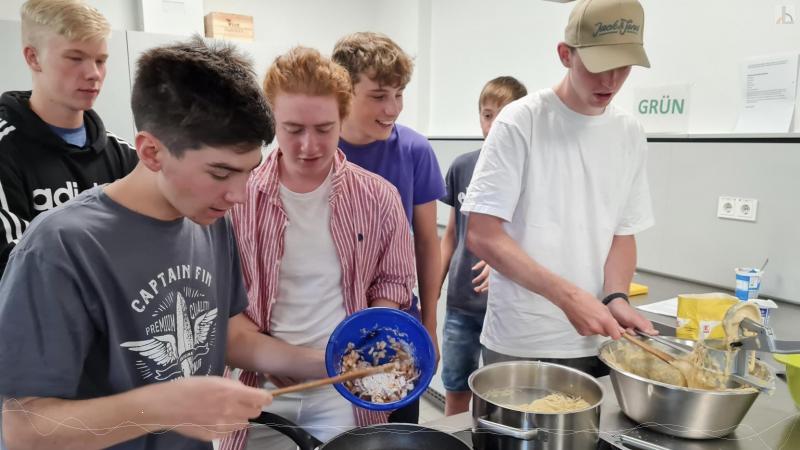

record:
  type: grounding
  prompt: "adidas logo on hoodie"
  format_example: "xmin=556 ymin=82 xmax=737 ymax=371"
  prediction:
xmin=32 ymin=181 xmax=99 ymax=211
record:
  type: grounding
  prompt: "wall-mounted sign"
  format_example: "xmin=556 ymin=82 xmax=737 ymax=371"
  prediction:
xmin=633 ymin=84 xmax=691 ymax=133
xmin=734 ymin=53 xmax=798 ymax=133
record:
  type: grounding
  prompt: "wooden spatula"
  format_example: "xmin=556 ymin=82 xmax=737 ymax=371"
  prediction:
xmin=268 ymin=362 xmax=397 ymax=397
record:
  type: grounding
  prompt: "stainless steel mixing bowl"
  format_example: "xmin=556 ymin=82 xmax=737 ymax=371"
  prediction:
xmin=598 ymin=337 xmax=769 ymax=439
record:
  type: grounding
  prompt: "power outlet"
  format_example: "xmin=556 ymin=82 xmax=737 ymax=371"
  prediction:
xmin=735 ymin=198 xmax=758 ymax=221
xmin=717 ymin=196 xmax=737 ymax=218
xmin=717 ymin=196 xmax=758 ymax=222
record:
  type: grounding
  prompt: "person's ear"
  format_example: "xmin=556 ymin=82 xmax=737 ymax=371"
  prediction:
xmin=135 ymin=131 xmax=164 ymax=172
xmin=23 ymin=46 xmax=42 ymax=72
xmin=556 ymin=42 xmax=573 ymax=69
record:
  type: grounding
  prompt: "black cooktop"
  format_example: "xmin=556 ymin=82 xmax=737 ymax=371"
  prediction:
xmin=451 ymin=429 xmax=617 ymax=450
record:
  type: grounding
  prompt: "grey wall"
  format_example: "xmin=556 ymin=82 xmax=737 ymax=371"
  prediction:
xmin=2 ymin=1 xmax=798 ymax=136
xmin=0 ymin=0 xmax=429 ymax=137
xmin=200 ymin=0 xmax=427 ymax=132
xmin=431 ymin=139 xmax=483 ymax=227
xmin=0 ymin=0 xmax=141 ymax=30
xmin=428 ymin=0 xmax=800 ymax=136
xmin=430 ymin=138 xmax=800 ymax=304
xmin=638 ymin=140 xmax=799 ymax=304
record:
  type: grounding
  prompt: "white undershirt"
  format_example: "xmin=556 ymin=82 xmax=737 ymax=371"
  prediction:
xmin=270 ymin=172 xmax=347 ymax=349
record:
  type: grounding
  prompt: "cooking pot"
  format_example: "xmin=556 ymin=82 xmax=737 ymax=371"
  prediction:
xmin=468 ymin=361 xmax=603 ymax=450
xmin=249 ymin=411 xmax=471 ymax=450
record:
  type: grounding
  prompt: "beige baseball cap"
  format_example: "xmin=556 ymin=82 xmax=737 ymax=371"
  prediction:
xmin=564 ymin=0 xmax=650 ymax=73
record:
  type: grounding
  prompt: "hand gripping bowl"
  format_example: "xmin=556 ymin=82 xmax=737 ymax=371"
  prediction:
xmin=325 ymin=307 xmax=435 ymax=411
xmin=598 ymin=336 xmax=773 ymax=439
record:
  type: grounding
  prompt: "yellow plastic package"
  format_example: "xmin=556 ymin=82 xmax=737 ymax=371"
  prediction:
xmin=676 ymin=293 xmax=740 ymax=340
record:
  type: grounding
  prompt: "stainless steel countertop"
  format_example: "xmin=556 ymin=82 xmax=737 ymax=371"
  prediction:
xmin=425 ymin=375 xmax=800 ymax=449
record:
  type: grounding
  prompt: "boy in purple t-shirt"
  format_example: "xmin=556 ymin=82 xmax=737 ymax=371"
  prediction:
xmin=333 ymin=31 xmax=445 ymax=424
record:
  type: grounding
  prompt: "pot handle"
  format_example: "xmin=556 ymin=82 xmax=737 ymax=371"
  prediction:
xmin=474 ymin=416 xmax=539 ymax=440
xmin=249 ymin=411 xmax=323 ymax=450
xmin=616 ymin=434 xmax=671 ymax=450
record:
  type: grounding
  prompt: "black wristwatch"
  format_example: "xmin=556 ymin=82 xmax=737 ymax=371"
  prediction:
xmin=601 ymin=292 xmax=629 ymax=306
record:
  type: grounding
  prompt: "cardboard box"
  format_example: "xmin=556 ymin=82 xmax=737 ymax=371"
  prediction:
xmin=204 ymin=12 xmax=254 ymax=42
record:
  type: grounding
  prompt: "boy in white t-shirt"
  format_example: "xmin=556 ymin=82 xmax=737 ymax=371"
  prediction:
xmin=461 ymin=0 xmax=658 ymax=376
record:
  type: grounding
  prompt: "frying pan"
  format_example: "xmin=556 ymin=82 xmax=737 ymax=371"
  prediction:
xmin=249 ymin=411 xmax=471 ymax=450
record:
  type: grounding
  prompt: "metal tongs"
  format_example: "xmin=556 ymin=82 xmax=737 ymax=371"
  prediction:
xmin=634 ymin=329 xmax=774 ymax=392
xmin=634 ymin=330 xmax=693 ymax=354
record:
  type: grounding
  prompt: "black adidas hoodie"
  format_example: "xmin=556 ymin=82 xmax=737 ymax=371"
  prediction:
xmin=0 ymin=91 xmax=138 ymax=275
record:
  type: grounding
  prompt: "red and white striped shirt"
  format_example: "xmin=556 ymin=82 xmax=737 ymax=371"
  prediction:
xmin=221 ymin=149 xmax=415 ymax=450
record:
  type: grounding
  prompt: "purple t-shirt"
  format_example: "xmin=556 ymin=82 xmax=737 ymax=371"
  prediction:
xmin=339 ymin=124 xmax=446 ymax=225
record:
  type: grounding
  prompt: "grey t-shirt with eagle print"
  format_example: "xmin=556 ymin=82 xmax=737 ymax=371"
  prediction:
xmin=0 ymin=186 xmax=248 ymax=450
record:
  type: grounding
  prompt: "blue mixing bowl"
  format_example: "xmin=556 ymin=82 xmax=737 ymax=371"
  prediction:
xmin=325 ymin=307 xmax=434 ymax=411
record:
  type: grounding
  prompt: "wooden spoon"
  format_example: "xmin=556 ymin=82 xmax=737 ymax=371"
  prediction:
xmin=268 ymin=362 xmax=397 ymax=397
xmin=621 ymin=333 xmax=689 ymax=387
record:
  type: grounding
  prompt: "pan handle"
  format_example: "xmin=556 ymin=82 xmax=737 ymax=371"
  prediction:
xmin=249 ymin=411 xmax=323 ymax=450
xmin=474 ymin=417 xmax=539 ymax=440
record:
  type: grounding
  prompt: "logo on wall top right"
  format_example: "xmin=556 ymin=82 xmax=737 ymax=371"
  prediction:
xmin=776 ymin=5 xmax=795 ymax=24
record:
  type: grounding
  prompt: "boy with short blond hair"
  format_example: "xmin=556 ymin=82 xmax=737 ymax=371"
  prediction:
xmin=477 ymin=77 xmax=529 ymax=133
xmin=333 ymin=31 xmax=445 ymax=424
xmin=439 ymin=76 xmax=526 ymax=416
xmin=21 ymin=0 xmax=110 ymax=45
xmin=0 ymin=0 xmax=137 ymax=275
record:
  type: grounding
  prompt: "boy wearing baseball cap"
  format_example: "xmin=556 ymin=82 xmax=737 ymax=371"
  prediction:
xmin=462 ymin=0 xmax=657 ymax=375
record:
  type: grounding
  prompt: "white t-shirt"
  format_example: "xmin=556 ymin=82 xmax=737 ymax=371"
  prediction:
xmin=461 ymin=88 xmax=655 ymax=358
xmin=271 ymin=172 xmax=347 ymax=349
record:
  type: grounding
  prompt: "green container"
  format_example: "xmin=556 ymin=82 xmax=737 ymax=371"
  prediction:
xmin=774 ymin=354 xmax=800 ymax=409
